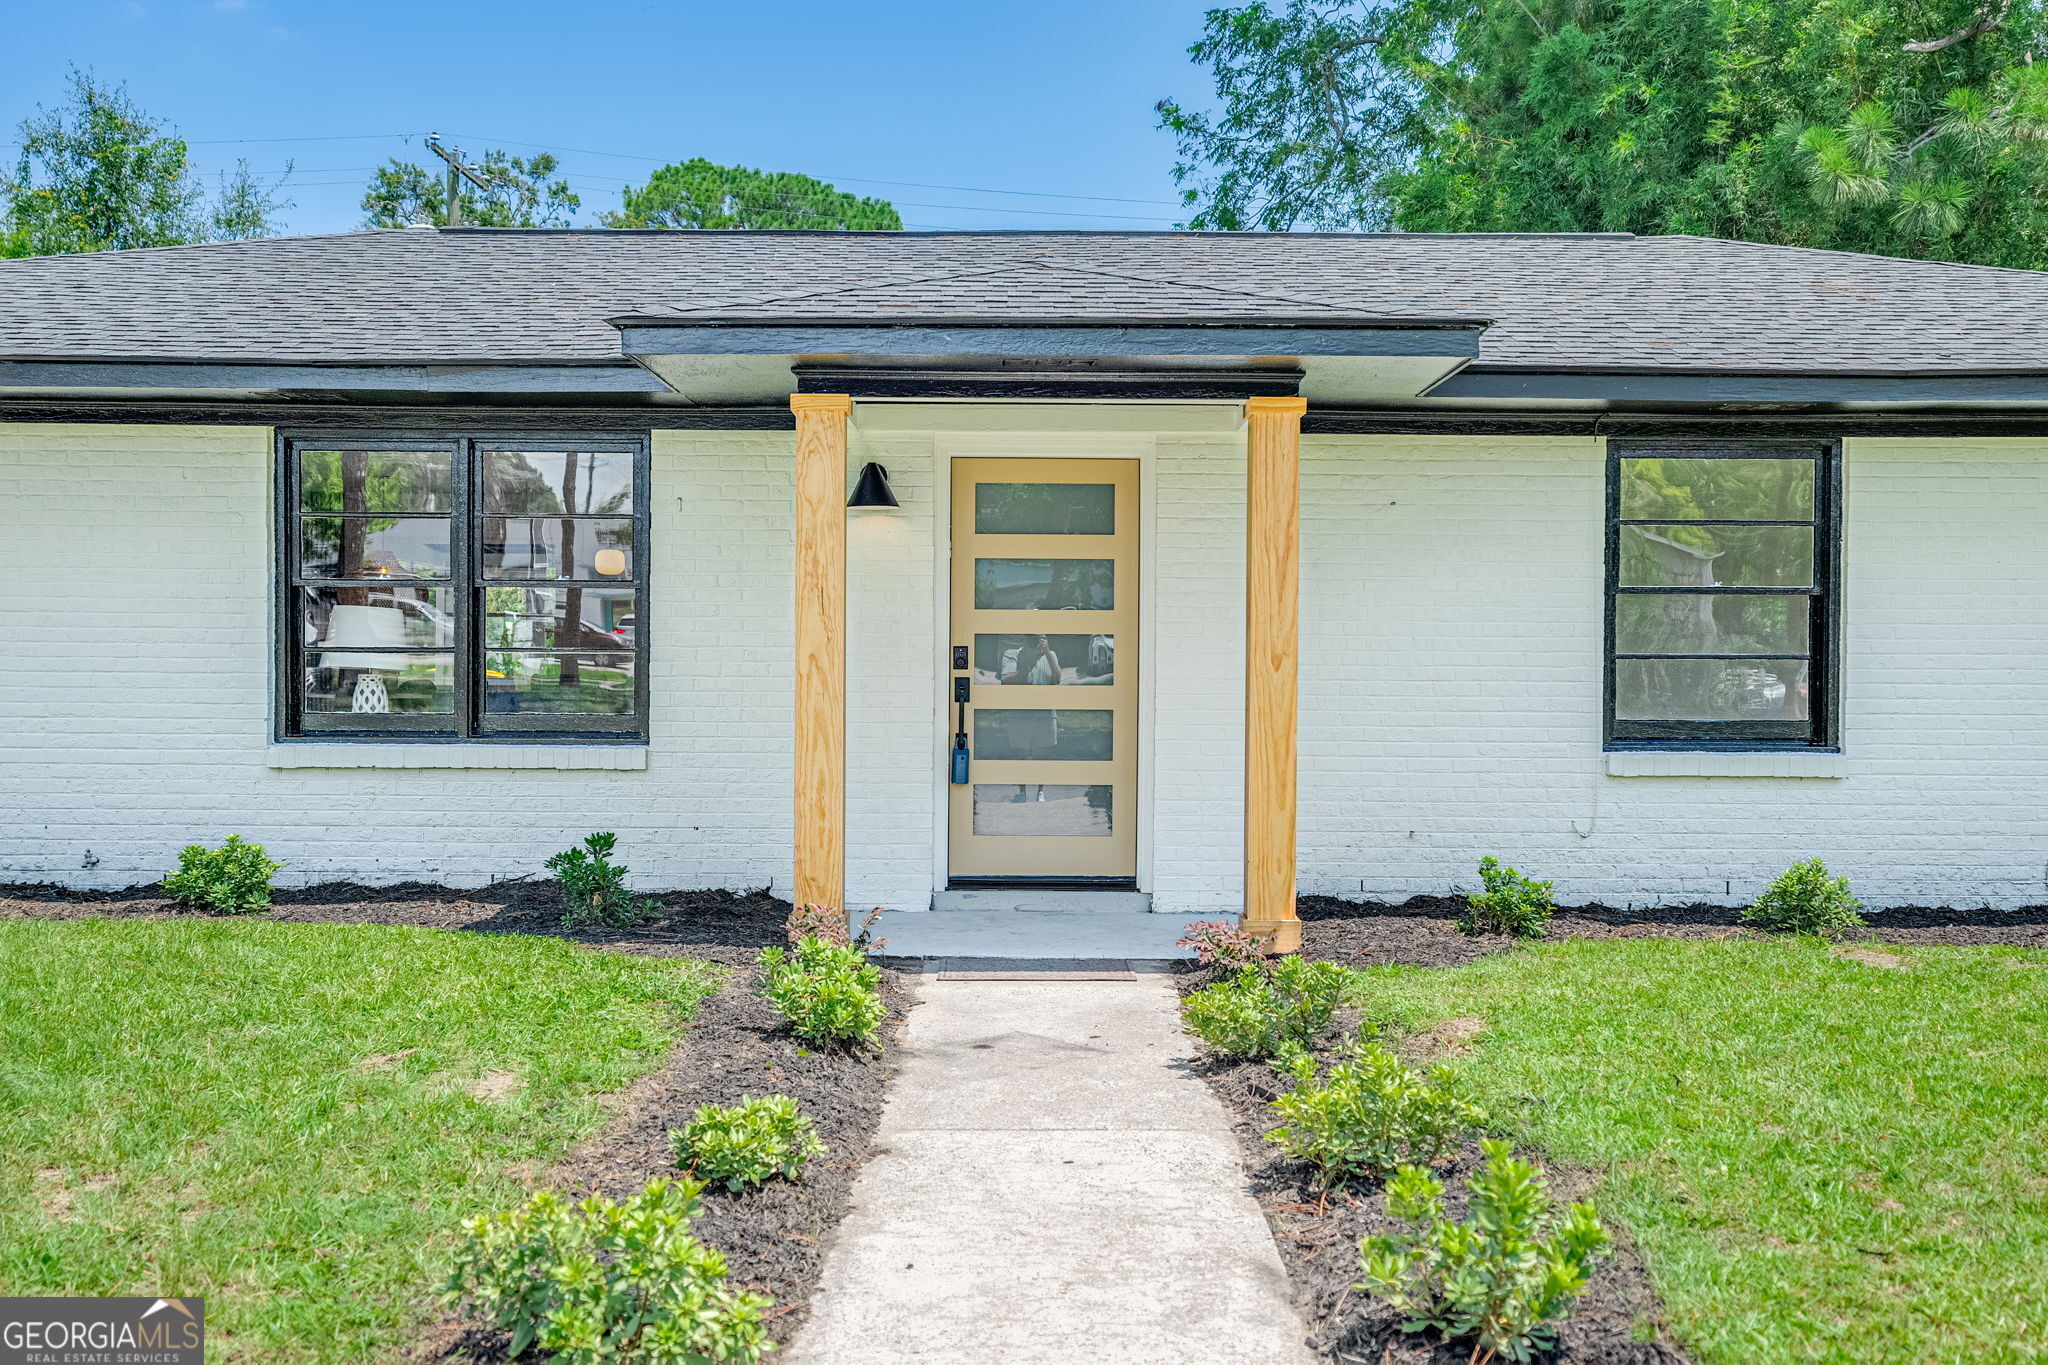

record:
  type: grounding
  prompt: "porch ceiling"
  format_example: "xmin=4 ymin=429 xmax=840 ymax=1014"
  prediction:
xmin=612 ymin=318 xmax=1487 ymax=405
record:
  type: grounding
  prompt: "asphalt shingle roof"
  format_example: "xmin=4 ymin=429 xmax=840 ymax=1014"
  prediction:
xmin=1 ymin=227 xmax=2043 ymax=374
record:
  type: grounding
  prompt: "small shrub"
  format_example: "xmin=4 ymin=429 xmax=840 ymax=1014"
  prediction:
xmin=1359 ymin=1140 xmax=1610 ymax=1364
xmin=673 ymin=1095 xmax=826 ymax=1192
xmin=1181 ymin=956 xmax=1347 ymax=1060
xmin=444 ymin=1177 xmax=772 ymax=1364
xmin=785 ymin=902 xmax=887 ymax=952
xmin=1175 ymin=920 xmax=1270 ymax=972
xmin=162 ymin=835 xmax=281 ymax=914
xmin=1742 ymin=858 xmax=1864 ymax=938
xmin=546 ymin=832 xmax=658 ymax=930
xmin=1266 ymin=1038 xmax=1488 ymax=1188
xmin=757 ymin=936 xmax=885 ymax=1048
xmin=1459 ymin=856 xmax=1554 ymax=938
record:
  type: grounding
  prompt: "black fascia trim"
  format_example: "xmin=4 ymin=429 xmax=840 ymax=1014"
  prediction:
xmin=0 ymin=359 xmax=668 ymax=395
xmin=617 ymin=323 xmax=1485 ymax=359
xmin=0 ymin=398 xmax=797 ymax=430
xmin=793 ymin=364 xmax=1301 ymax=400
xmin=1302 ymin=409 xmax=2048 ymax=438
xmin=1431 ymin=368 xmax=2048 ymax=404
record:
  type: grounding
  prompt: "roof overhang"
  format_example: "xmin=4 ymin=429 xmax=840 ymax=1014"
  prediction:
xmin=0 ymin=359 xmax=670 ymax=399
xmin=612 ymin=318 xmax=1489 ymax=405
xmin=1428 ymin=368 xmax=2048 ymax=406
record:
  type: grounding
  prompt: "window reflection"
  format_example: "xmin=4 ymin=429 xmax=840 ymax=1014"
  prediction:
xmin=973 ymin=559 xmax=1113 ymax=610
xmin=972 ymin=633 xmax=1113 ymax=686
xmin=971 ymin=784 xmax=1112 ymax=836
xmin=974 ymin=709 xmax=1111 ymax=761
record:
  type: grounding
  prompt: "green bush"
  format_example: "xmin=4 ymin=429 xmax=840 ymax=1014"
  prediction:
xmin=1358 ymin=1140 xmax=1610 ymax=1364
xmin=1458 ymin=856 xmax=1554 ymax=938
xmin=1742 ymin=858 xmax=1865 ymax=938
xmin=1266 ymin=1037 xmax=1488 ymax=1188
xmin=444 ymin=1177 xmax=772 ymax=1364
xmin=757 ymin=937 xmax=885 ymax=1048
xmin=1181 ymin=956 xmax=1347 ymax=1060
xmin=162 ymin=835 xmax=281 ymax=914
xmin=546 ymin=832 xmax=658 ymax=931
xmin=673 ymin=1095 xmax=826 ymax=1192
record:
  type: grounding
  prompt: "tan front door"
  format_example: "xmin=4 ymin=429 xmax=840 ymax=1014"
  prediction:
xmin=947 ymin=458 xmax=1139 ymax=882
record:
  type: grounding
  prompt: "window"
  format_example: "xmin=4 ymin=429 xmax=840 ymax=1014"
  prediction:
xmin=1606 ymin=442 xmax=1838 ymax=749
xmin=280 ymin=436 xmax=648 ymax=741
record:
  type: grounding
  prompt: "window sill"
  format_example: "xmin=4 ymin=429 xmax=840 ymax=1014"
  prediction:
xmin=267 ymin=743 xmax=648 ymax=771
xmin=1605 ymin=751 xmax=1844 ymax=779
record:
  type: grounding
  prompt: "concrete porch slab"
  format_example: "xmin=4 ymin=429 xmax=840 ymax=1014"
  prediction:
xmin=931 ymin=888 xmax=1152 ymax=912
xmin=871 ymin=909 xmax=1216 ymax=959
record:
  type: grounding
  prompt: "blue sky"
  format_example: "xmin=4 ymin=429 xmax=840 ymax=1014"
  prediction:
xmin=5 ymin=0 xmax=1226 ymax=235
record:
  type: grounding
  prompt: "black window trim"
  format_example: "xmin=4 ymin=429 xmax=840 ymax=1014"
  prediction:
xmin=275 ymin=429 xmax=651 ymax=745
xmin=1604 ymin=438 xmax=1842 ymax=752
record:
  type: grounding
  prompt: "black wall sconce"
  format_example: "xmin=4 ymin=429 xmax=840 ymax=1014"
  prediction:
xmin=846 ymin=461 xmax=900 ymax=511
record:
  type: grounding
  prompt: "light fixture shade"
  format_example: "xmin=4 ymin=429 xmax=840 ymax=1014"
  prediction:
xmin=593 ymin=547 xmax=629 ymax=576
xmin=847 ymin=461 xmax=900 ymax=511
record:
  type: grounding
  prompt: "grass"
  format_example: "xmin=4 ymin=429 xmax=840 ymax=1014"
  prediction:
xmin=0 ymin=918 xmax=723 ymax=1363
xmin=1349 ymin=937 xmax=2048 ymax=1364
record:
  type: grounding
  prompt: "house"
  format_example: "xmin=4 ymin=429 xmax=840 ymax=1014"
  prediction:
xmin=4 ymin=228 xmax=2046 ymax=945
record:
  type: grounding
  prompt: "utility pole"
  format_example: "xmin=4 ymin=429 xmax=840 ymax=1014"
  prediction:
xmin=425 ymin=133 xmax=493 ymax=226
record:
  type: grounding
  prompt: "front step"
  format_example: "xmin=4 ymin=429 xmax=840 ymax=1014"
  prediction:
xmin=931 ymin=888 xmax=1153 ymax=913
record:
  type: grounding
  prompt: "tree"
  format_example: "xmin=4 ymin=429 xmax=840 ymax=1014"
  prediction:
xmin=3 ymin=69 xmax=289 ymax=258
xmin=601 ymin=159 xmax=900 ymax=230
xmin=1160 ymin=0 xmax=2048 ymax=266
xmin=359 ymin=149 xmax=579 ymax=228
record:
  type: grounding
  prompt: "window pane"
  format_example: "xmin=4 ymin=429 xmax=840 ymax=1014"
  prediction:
xmin=1619 ymin=525 xmax=1813 ymax=588
xmin=1614 ymin=594 xmax=1808 ymax=656
xmin=975 ymin=482 xmax=1115 ymax=535
xmin=974 ymin=559 xmax=1114 ymax=610
xmin=303 ymin=652 xmax=455 ymax=714
xmin=974 ymin=709 xmax=1112 ymax=761
xmin=483 ymin=586 xmax=638 ymax=650
xmin=300 ymin=586 xmax=454 ymax=649
xmin=298 ymin=449 xmax=452 ymax=514
xmin=482 ymin=517 xmax=635 ymax=580
xmin=300 ymin=517 xmax=452 ymax=579
xmin=1615 ymin=659 xmax=1810 ymax=722
xmin=1619 ymin=457 xmax=1814 ymax=522
xmin=971 ymin=784 xmax=1112 ymax=836
xmin=484 ymin=651 xmax=636 ymax=714
xmin=972 ymin=633 xmax=1114 ymax=685
xmin=483 ymin=450 xmax=635 ymax=515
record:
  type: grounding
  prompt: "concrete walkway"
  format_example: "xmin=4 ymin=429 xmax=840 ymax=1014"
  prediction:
xmin=870 ymin=908 xmax=1219 ymax=960
xmin=787 ymin=968 xmax=1314 ymax=1365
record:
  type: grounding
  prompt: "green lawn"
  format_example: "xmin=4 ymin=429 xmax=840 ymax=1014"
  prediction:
xmin=1350 ymin=937 xmax=2048 ymax=1363
xmin=0 ymin=918 xmax=722 ymax=1362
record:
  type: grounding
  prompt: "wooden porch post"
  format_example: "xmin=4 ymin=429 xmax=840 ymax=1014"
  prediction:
xmin=791 ymin=394 xmax=851 ymax=910
xmin=1242 ymin=396 xmax=1306 ymax=953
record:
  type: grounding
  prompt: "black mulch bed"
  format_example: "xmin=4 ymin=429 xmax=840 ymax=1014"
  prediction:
xmin=1191 ymin=1031 xmax=1682 ymax=1365
xmin=0 ymin=878 xmax=910 ymax=1357
xmin=1297 ymin=893 xmax=2048 ymax=969
xmin=0 ymin=878 xmax=794 ymax=966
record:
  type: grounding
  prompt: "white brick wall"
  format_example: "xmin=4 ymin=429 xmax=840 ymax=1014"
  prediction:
xmin=1298 ymin=434 xmax=2048 ymax=910
xmin=7 ymin=420 xmax=2044 ymax=911
xmin=0 ymin=424 xmax=797 ymax=893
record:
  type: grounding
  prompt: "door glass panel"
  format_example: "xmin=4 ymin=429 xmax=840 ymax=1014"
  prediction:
xmin=1613 ymin=594 xmax=1808 ymax=656
xmin=972 ymin=784 xmax=1113 ymax=836
xmin=973 ymin=633 xmax=1114 ymax=685
xmin=974 ymin=559 xmax=1114 ymax=610
xmin=1619 ymin=525 xmax=1813 ymax=587
xmin=974 ymin=709 xmax=1111 ymax=761
xmin=1619 ymin=457 xmax=1814 ymax=521
xmin=1615 ymin=658 xmax=1810 ymax=721
xmin=300 ymin=517 xmax=451 ymax=579
xmin=975 ymin=482 xmax=1115 ymax=535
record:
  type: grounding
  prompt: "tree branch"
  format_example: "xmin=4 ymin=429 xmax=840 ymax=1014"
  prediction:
xmin=1904 ymin=0 xmax=2009 ymax=53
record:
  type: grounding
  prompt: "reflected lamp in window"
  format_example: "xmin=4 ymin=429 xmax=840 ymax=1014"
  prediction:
xmin=1606 ymin=443 xmax=1838 ymax=748
xmin=281 ymin=438 xmax=648 ymax=741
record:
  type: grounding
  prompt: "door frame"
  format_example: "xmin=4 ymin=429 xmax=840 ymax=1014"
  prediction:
xmin=930 ymin=431 xmax=1158 ymax=896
